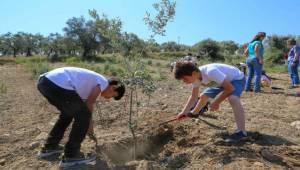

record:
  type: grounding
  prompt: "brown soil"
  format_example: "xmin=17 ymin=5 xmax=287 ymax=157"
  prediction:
xmin=0 ymin=63 xmax=299 ymax=170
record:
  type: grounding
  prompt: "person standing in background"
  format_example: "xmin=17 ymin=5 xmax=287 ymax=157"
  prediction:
xmin=287 ymin=38 xmax=300 ymax=88
xmin=244 ymin=32 xmax=266 ymax=92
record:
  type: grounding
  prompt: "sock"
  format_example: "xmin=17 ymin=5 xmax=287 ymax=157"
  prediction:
xmin=235 ymin=129 xmax=247 ymax=136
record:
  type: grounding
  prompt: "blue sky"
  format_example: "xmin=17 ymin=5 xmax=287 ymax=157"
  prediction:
xmin=1 ymin=0 xmax=300 ymax=45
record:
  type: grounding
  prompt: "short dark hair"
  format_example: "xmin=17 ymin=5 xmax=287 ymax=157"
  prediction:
xmin=174 ymin=61 xmax=199 ymax=79
xmin=287 ymin=38 xmax=297 ymax=46
xmin=108 ymin=77 xmax=125 ymax=100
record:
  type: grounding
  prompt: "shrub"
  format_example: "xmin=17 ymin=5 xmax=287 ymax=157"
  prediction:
xmin=64 ymin=56 xmax=82 ymax=64
xmin=264 ymin=48 xmax=285 ymax=65
xmin=25 ymin=62 xmax=50 ymax=79
xmin=15 ymin=56 xmax=47 ymax=64
xmin=147 ymin=60 xmax=153 ymax=65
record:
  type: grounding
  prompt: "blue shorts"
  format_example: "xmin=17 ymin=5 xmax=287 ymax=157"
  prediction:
xmin=203 ymin=78 xmax=245 ymax=98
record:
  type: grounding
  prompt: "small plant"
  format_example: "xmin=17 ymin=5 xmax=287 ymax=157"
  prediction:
xmin=0 ymin=82 xmax=7 ymax=94
xmin=147 ymin=60 xmax=153 ymax=65
xmin=122 ymin=0 xmax=176 ymax=160
xmin=158 ymin=68 xmax=167 ymax=81
xmin=26 ymin=62 xmax=50 ymax=79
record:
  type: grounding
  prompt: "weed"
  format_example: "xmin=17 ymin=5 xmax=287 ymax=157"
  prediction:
xmin=0 ymin=82 xmax=7 ymax=94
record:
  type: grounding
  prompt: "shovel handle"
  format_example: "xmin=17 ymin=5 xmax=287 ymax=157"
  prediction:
xmin=159 ymin=115 xmax=187 ymax=126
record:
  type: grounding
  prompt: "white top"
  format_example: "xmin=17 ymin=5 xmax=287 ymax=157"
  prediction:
xmin=44 ymin=67 xmax=108 ymax=99
xmin=192 ymin=63 xmax=244 ymax=88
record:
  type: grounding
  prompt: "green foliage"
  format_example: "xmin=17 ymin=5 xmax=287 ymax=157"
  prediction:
xmin=267 ymin=35 xmax=291 ymax=51
xmin=224 ymin=54 xmax=244 ymax=65
xmin=160 ymin=41 xmax=181 ymax=52
xmin=219 ymin=41 xmax=239 ymax=55
xmin=15 ymin=56 xmax=47 ymax=64
xmin=64 ymin=56 xmax=83 ymax=64
xmin=63 ymin=16 xmax=101 ymax=59
xmin=25 ymin=62 xmax=50 ymax=79
xmin=264 ymin=64 xmax=287 ymax=73
xmin=0 ymin=82 xmax=7 ymax=94
xmin=157 ymin=68 xmax=167 ymax=81
xmin=153 ymin=51 xmax=186 ymax=59
xmin=144 ymin=0 xmax=176 ymax=37
xmin=147 ymin=60 xmax=153 ymax=65
xmin=264 ymin=47 xmax=285 ymax=64
xmin=192 ymin=39 xmax=223 ymax=61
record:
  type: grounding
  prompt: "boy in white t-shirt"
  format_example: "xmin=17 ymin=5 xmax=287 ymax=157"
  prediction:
xmin=36 ymin=67 xmax=125 ymax=168
xmin=173 ymin=61 xmax=248 ymax=143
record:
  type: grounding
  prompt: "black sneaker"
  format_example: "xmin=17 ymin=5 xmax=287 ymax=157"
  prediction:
xmin=59 ymin=152 xmax=96 ymax=168
xmin=225 ymin=131 xmax=249 ymax=143
xmin=37 ymin=145 xmax=64 ymax=158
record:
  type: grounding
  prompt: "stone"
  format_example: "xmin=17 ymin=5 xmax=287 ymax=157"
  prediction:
xmin=260 ymin=148 xmax=282 ymax=162
xmin=290 ymin=121 xmax=300 ymax=130
xmin=136 ymin=160 xmax=157 ymax=170
xmin=35 ymin=132 xmax=48 ymax=141
xmin=0 ymin=159 xmax=6 ymax=166
xmin=162 ymin=104 xmax=168 ymax=110
xmin=29 ymin=141 xmax=40 ymax=149
xmin=253 ymin=161 xmax=264 ymax=167
xmin=125 ymin=160 xmax=140 ymax=169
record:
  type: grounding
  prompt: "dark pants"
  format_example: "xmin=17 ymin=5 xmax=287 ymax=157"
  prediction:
xmin=37 ymin=76 xmax=91 ymax=157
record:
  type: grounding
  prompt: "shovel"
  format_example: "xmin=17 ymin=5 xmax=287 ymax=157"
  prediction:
xmin=159 ymin=102 xmax=209 ymax=126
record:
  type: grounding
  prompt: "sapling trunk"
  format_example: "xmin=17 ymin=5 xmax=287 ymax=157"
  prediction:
xmin=129 ymin=88 xmax=137 ymax=160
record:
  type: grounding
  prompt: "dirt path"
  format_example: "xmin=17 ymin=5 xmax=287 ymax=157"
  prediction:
xmin=0 ymin=64 xmax=299 ymax=170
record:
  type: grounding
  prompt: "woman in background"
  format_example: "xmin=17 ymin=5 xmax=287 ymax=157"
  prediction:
xmin=244 ymin=32 xmax=266 ymax=92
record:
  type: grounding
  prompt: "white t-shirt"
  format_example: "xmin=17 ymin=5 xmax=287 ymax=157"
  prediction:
xmin=44 ymin=67 xmax=108 ymax=99
xmin=192 ymin=63 xmax=244 ymax=88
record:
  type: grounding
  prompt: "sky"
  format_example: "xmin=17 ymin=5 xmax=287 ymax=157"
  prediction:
xmin=1 ymin=0 xmax=300 ymax=45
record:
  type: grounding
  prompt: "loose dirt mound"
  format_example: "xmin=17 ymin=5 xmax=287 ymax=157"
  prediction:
xmin=0 ymin=64 xmax=300 ymax=169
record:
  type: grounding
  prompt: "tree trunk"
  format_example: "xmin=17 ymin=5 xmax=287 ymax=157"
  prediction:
xmin=26 ymin=48 xmax=32 ymax=56
xmin=82 ymin=48 xmax=91 ymax=59
xmin=13 ymin=49 xmax=17 ymax=58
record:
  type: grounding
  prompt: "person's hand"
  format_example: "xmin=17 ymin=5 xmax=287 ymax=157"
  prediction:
xmin=258 ymin=58 xmax=264 ymax=65
xmin=292 ymin=61 xmax=298 ymax=67
xmin=209 ymin=102 xmax=220 ymax=112
xmin=177 ymin=112 xmax=187 ymax=119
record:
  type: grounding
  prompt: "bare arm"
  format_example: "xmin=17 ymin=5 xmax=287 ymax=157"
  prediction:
xmin=294 ymin=51 xmax=299 ymax=61
xmin=255 ymin=44 xmax=263 ymax=64
xmin=244 ymin=47 xmax=249 ymax=56
xmin=86 ymin=85 xmax=101 ymax=134
xmin=86 ymin=85 xmax=101 ymax=113
xmin=190 ymin=93 xmax=209 ymax=114
xmin=180 ymin=87 xmax=199 ymax=115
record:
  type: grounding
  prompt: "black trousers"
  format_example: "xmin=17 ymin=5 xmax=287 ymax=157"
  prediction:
xmin=37 ymin=76 xmax=91 ymax=157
